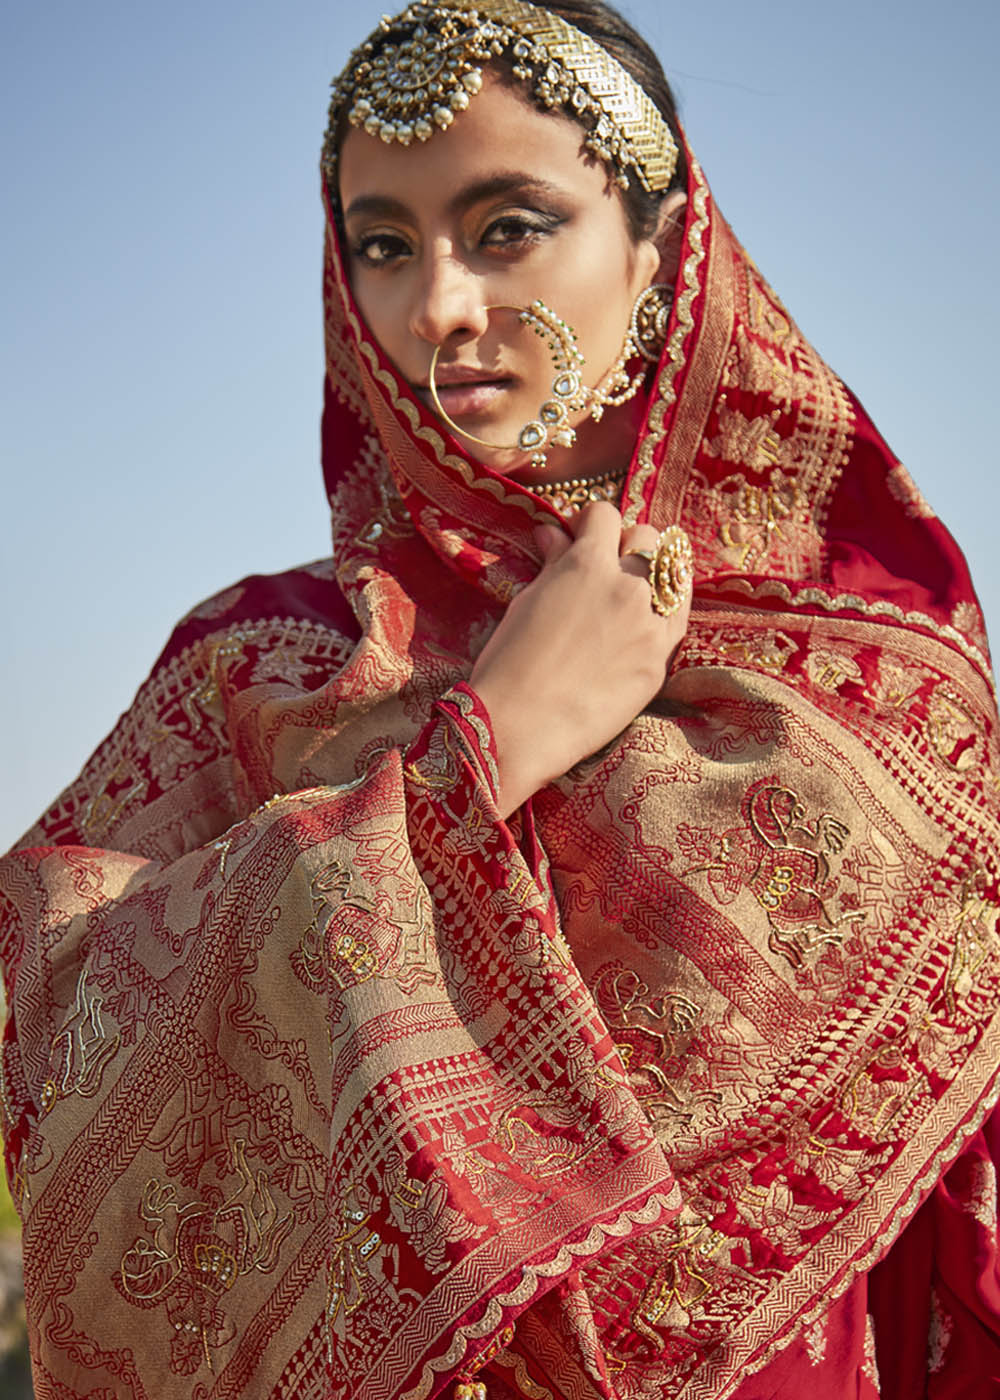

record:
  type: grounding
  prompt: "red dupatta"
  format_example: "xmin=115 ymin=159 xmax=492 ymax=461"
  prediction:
xmin=1 ymin=117 xmax=999 ymax=1399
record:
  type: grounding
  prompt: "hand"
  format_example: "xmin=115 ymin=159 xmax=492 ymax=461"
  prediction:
xmin=470 ymin=501 xmax=691 ymax=817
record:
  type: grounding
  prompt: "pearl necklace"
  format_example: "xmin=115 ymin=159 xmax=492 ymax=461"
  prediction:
xmin=522 ymin=467 xmax=626 ymax=517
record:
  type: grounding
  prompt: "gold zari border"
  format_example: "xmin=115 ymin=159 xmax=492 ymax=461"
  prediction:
xmin=701 ymin=577 xmax=993 ymax=681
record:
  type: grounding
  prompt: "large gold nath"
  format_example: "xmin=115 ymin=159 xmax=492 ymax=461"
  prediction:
xmin=324 ymin=0 xmax=679 ymax=194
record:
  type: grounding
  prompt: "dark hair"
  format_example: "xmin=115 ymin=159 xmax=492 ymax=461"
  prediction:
xmin=510 ymin=0 xmax=688 ymax=242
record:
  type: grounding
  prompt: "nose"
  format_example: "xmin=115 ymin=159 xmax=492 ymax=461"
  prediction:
xmin=409 ymin=248 xmax=489 ymax=348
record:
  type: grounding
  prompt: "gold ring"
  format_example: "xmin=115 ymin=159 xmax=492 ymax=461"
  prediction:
xmin=621 ymin=546 xmax=656 ymax=564
xmin=649 ymin=526 xmax=693 ymax=617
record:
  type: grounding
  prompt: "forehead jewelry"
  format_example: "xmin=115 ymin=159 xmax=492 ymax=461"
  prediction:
xmin=427 ymin=301 xmax=586 ymax=470
xmin=324 ymin=0 xmax=679 ymax=195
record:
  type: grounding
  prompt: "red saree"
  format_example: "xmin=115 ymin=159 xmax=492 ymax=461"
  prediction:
xmin=2 ymin=133 xmax=1000 ymax=1400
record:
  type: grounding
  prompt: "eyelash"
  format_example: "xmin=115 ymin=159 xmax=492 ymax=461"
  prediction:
xmin=481 ymin=211 xmax=562 ymax=249
xmin=350 ymin=210 xmax=563 ymax=269
xmin=351 ymin=231 xmax=410 ymax=268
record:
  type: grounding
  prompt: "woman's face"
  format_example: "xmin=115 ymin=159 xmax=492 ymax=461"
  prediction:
xmin=338 ymin=74 xmax=664 ymax=481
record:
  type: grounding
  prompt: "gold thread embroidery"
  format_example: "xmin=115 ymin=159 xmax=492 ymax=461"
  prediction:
xmin=327 ymin=1184 xmax=398 ymax=1342
xmin=624 ymin=163 xmax=711 ymax=526
xmin=926 ymin=686 xmax=981 ymax=771
xmin=629 ymin=1219 xmax=720 ymax=1354
xmin=704 ymin=404 xmax=783 ymax=471
xmin=118 ymin=1139 xmax=293 ymax=1376
xmin=805 ymin=649 xmax=864 ymax=692
xmin=944 ymin=870 xmax=1000 ymax=1013
xmin=40 ymin=969 xmax=121 ymax=1116
xmin=700 ymin=577 xmax=993 ymax=679
xmin=886 ymin=461 xmax=935 ymax=519
xmin=714 ymin=468 xmax=801 ymax=569
xmin=679 ymin=777 xmax=862 ymax=968
xmin=296 ymin=862 xmax=375 ymax=990
xmin=80 ymin=756 xmax=148 ymax=842
xmin=399 ymin=1190 xmax=680 ymax=1399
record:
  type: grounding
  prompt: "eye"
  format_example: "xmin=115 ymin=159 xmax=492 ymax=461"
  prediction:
xmin=480 ymin=210 xmax=562 ymax=252
xmin=350 ymin=230 xmax=411 ymax=269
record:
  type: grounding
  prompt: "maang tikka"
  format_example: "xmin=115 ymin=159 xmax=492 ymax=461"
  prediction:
xmin=323 ymin=0 xmax=680 ymax=196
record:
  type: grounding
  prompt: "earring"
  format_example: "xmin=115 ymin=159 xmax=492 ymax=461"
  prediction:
xmin=427 ymin=301 xmax=586 ymax=470
xmin=586 ymin=283 xmax=674 ymax=422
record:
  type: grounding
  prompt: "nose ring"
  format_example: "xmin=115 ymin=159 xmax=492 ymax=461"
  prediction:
xmin=427 ymin=301 xmax=587 ymax=471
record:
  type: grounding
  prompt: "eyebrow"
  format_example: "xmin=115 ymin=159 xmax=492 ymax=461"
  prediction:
xmin=342 ymin=172 xmax=567 ymax=224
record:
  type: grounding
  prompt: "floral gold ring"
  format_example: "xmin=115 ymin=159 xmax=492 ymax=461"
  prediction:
xmin=647 ymin=526 xmax=693 ymax=618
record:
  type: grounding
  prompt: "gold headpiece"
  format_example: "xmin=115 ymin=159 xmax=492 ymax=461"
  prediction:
xmin=323 ymin=0 xmax=679 ymax=195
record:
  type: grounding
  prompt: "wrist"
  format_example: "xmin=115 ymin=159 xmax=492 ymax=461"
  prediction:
xmin=469 ymin=675 xmax=544 ymax=818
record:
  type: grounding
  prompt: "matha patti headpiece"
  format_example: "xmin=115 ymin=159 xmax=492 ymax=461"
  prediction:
xmin=323 ymin=0 xmax=679 ymax=195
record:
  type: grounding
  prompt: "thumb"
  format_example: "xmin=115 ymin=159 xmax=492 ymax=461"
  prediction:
xmin=533 ymin=521 xmax=572 ymax=566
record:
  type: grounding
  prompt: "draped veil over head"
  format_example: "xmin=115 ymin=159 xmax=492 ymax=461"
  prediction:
xmin=2 ymin=3 xmax=1000 ymax=1398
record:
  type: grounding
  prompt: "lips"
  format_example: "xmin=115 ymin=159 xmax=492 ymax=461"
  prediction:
xmin=414 ymin=365 xmax=515 ymax=420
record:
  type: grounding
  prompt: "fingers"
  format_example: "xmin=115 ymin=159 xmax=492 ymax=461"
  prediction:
xmin=536 ymin=505 xmax=694 ymax=636
xmin=533 ymin=521 xmax=572 ymax=565
xmin=567 ymin=499 xmax=624 ymax=548
xmin=665 ymin=590 xmax=693 ymax=674
xmin=618 ymin=522 xmax=659 ymax=580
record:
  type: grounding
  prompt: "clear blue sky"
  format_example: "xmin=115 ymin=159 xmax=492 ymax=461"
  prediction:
xmin=2 ymin=0 xmax=998 ymax=850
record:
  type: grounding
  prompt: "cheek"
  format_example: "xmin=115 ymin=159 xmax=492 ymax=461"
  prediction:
xmin=352 ymin=277 xmax=401 ymax=358
xmin=583 ymin=250 xmax=644 ymax=340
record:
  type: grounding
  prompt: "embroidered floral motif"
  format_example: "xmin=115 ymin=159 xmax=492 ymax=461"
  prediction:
xmin=249 ymin=650 xmax=317 ymax=686
xmin=951 ymin=600 xmax=990 ymax=657
xmin=685 ymin=625 xmax=798 ymax=675
xmin=886 ymin=461 xmax=935 ymax=519
xmin=715 ymin=468 xmax=800 ymax=569
xmin=927 ymin=1288 xmax=954 ymax=1374
xmin=962 ymin=1157 xmax=998 ymax=1232
xmin=704 ymin=405 xmax=783 ymax=472
xmin=867 ymin=658 xmax=927 ymax=713
xmin=862 ymin=1311 xmax=881 ymax=1386
xmin=804 ymin=1315 xmax=827 ymax=1366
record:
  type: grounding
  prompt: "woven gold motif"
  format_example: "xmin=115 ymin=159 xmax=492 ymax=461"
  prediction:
xmin=324 ymin=0 xmax=678 ymax=193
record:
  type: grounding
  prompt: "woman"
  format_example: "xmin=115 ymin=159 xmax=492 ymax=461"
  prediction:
xmin=2 ymin=1 xmax=999 ymax=1396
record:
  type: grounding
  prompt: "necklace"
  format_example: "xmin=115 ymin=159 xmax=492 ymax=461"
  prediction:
xmin=522 ymin=467 xmax=626 ymax=517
